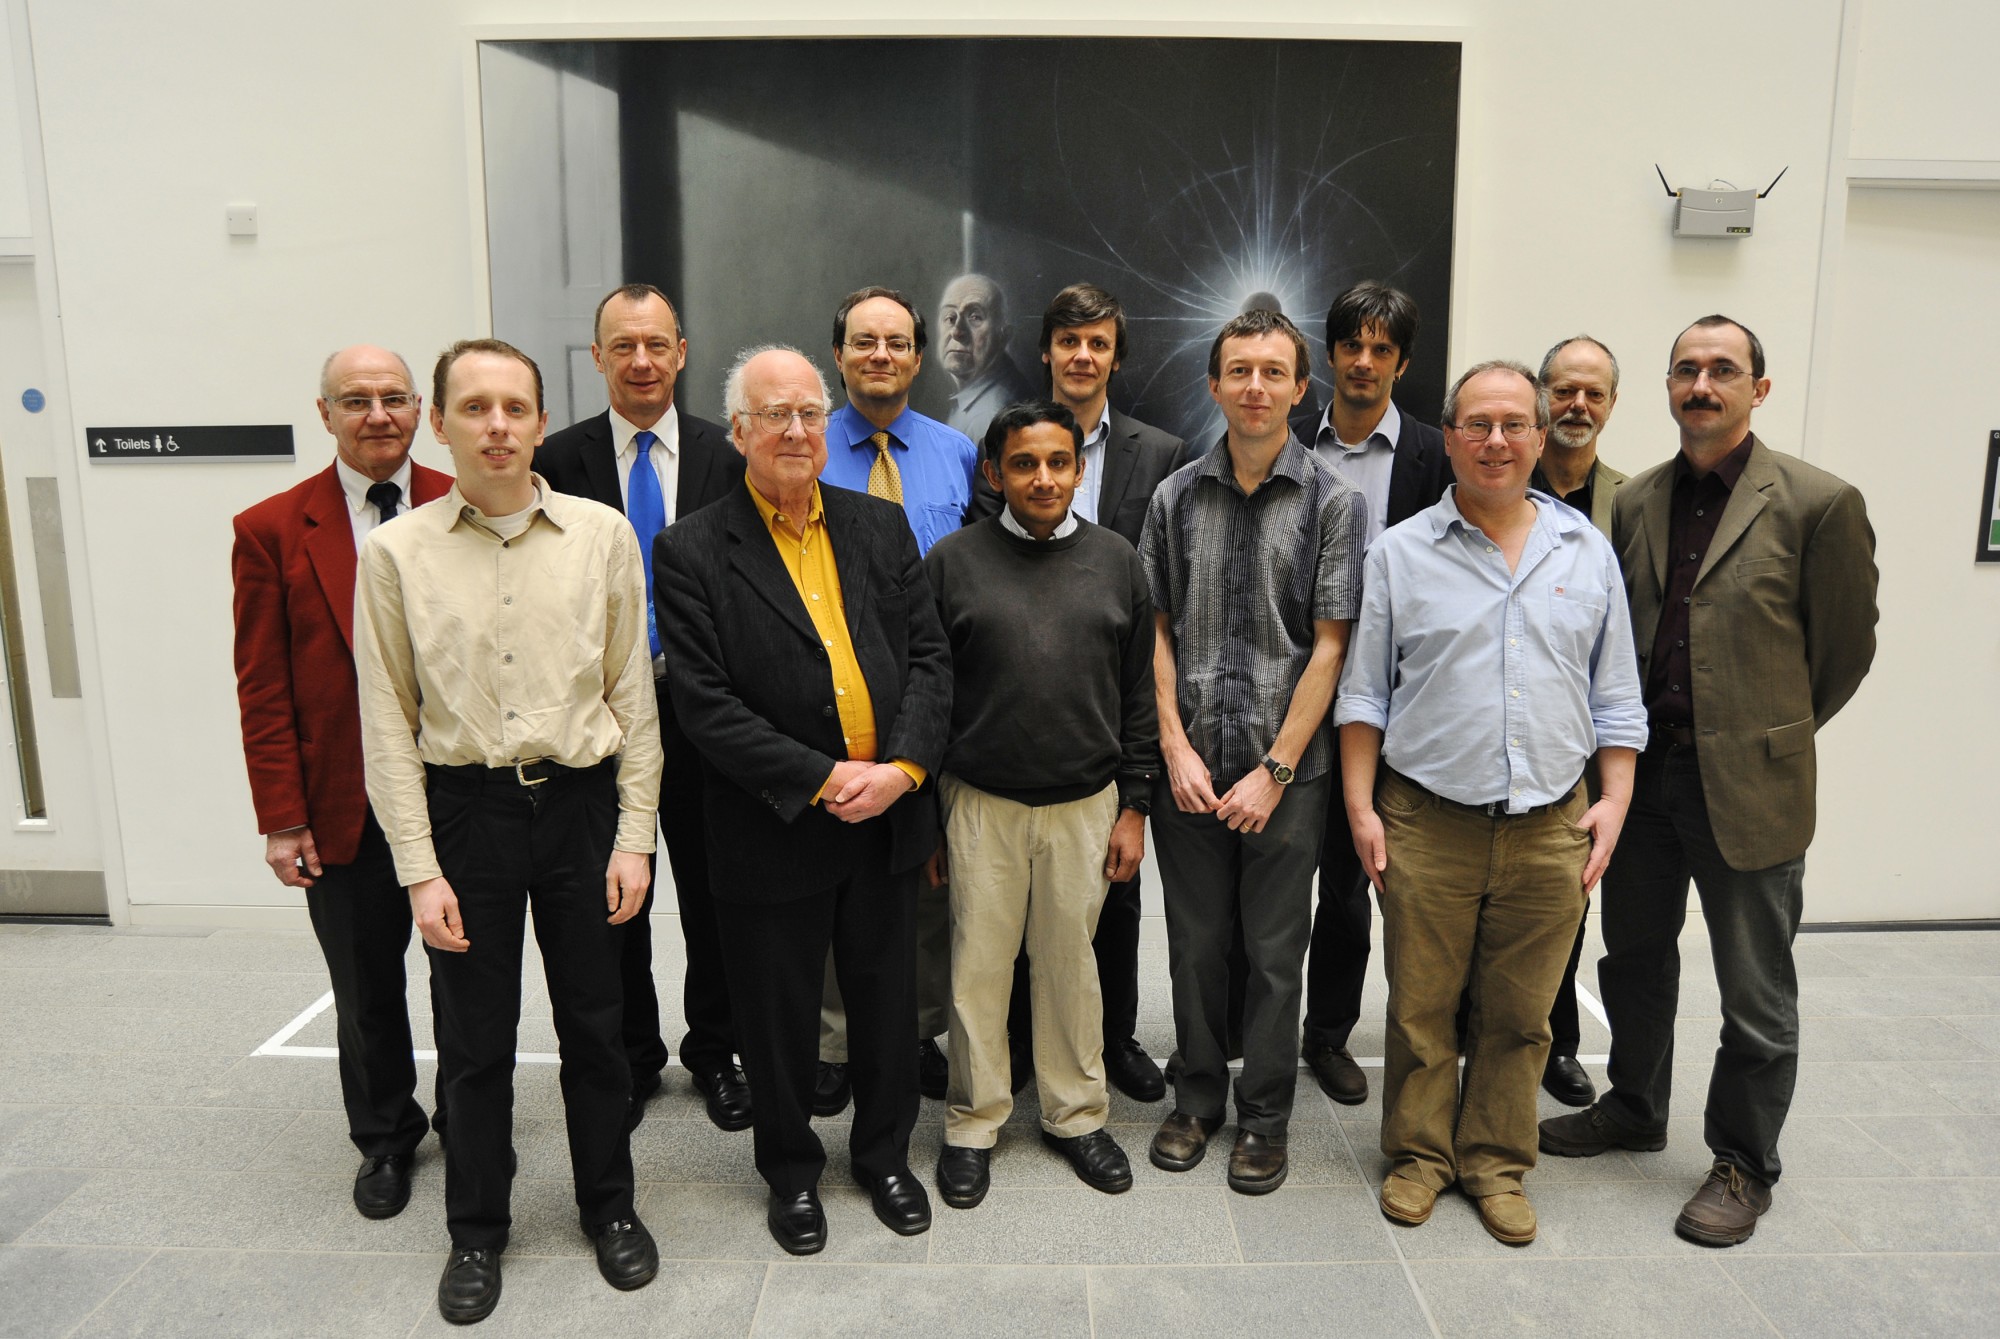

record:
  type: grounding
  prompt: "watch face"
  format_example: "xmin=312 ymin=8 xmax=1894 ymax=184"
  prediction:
xmin=1267 ymin=759 xmax=1294 ymax=785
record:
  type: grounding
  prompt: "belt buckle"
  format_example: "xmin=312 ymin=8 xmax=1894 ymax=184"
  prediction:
xmin=513 ymin=760 xmax=548 ymax=788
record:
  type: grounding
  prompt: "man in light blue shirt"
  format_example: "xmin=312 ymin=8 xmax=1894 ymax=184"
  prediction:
xmin=1335 ymin=360 xmax=1645 ymax=1247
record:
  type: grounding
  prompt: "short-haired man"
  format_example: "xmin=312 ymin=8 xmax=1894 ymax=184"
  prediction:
xmin=537 ymin=282 xmax=752 ymax=1134
xmin=1291 ymin=281 xmax=1451 ymax=1108
xmin=938 ymin=273 xmax=1037 ymax=443
xmin=968 ymin=282 xmax=1189 ymax=1101
xmin=655 ymin=346 xmax=951 ymax=1255
xmin=818 ymin=286 xmax=979 ymax=1105
xmin=1142 ymin=310 xmax=1366 ymax=1195
xmin=1541 ymin=316 xmax=1879 ymax=1248
xmin=1340 ymin=360 xmax=1646 ymax=1245
xmin=925 ymin=399 xmax=1159 ymax=1208
xmin=231 ymin=345 xmax=450 ymax=1221
xmin=1530 ymin=333 xmax=1630 ymax=1107
xmin=356 ymin=339 xmax=662 ymax=1322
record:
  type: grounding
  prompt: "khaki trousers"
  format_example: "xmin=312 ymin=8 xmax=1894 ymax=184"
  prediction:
xmin=938 ymin=774 xmax=1117 ymax=1145
xmin=819 ymin=875 xmax=952 ymax=1062
xmin=1377 ymin=768 xmax=1589 ymax=1196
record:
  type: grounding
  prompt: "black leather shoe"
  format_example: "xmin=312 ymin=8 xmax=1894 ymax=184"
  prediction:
xmin=935 ymin=1144 xmax=991 ymax=1209
xmin=917 ymin=1038 xmax=949 ymax=1101
xmin=1105 ymin=1039 xmax=1166 ymax=1103
xmin=1041 ymin=1129 xmax=1133 ymax=1194
xmin=1227 ymin=1129 xmax=1288 ymax=1195
xmin=813 ymin=1062 xmax=851 ymax=1117
xmin=625 ymin=1069 xmax=664 ymax=1133
xmin=1303 ymin=1043 xmax=1369 ymax=1106
xmin=858 ymin=1170 xmax=932 ymax=1235
xmin=766 ymin=1189 xmax=826 ymax=1255
xmin=1541 ymin=1054 xmax=1596 ymax=1107
xmin=437 ymin=1246 xmax=502 ymax=1325
xmin=1150 ymin=1110 xmax=1221 ymax=1172
xmin=589 ymin=1218 xmax=658 ymax=1290
xmin=690 ymin=1063 xmax=754 ymax=1131
xmin=354 ymin=1153 xmax=412 ymax=1220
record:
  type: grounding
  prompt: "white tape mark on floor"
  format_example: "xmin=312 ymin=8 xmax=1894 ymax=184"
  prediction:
xmin=252 ymin=988 xmax=563 ymax=1065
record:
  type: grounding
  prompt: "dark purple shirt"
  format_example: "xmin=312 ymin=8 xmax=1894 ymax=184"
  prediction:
xmin=1645 ymin=434 xmax=1754 ymax=730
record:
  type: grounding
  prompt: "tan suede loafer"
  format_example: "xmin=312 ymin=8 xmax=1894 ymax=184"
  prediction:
xmin=1474 ymin=1189 xmax=1538 ymax=1245
xmin=1378 ymin=1173 xmax=1438 ymax=1225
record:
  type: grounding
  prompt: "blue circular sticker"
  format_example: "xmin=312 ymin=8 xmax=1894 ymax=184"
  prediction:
xmin=20 ymin=388 xmax=44 ymax=413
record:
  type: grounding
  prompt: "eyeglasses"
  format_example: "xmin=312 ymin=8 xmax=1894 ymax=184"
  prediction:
xmin=1449 ymin=419 xmax=1539 ymax=442
xmin=1668 ymin=362 xmax=1747 ymax=386
xmin=328 ymin=393 xmax=420 ymax=415
xmin=844 ymin=336 xmax=915 ymax=356
xmin=743 ymin=405 xmax=831 ymax=434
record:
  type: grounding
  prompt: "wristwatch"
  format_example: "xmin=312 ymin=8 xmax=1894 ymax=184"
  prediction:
xmin=1261 ymin=754 xmax=1295 ymax=785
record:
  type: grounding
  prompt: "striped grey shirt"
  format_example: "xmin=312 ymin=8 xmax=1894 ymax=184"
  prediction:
xmin=1139 ymin=436 xmax=1367 ymax=787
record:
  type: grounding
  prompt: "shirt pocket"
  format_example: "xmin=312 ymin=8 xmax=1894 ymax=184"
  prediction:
xmin=1545 ymin=581 xmax=1608 ymax=661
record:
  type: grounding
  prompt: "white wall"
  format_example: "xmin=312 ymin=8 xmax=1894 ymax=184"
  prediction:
xmin=11 ymin=0 xmax=1994 ymax=922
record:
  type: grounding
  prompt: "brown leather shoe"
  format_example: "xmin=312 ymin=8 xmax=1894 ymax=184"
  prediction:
xmin=1675 ymin=1160 xmax=1772 ymax=1246
xmin=1378 ymin=1173 xmax=1437 ymax=1225
xmin=1538 ymin=1103 xmax=1667 ymax=1157
xmin=1473 ymin=1189 xmax=1538 ymax=1245
xmin=1303 ymin=1043 xmax=1369 ymax=1105
xmin=1148 ymin=1110 xmax=1221 ymax=1172
xmin=1226 ymin=1130 xmax=1287 ymax=1195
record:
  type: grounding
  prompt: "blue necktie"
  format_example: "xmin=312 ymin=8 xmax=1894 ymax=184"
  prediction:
xmin=627 ymin=430 xmax=666 ymax=656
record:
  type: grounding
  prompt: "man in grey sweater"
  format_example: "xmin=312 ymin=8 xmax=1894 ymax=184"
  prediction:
xmin=922 ymin=400 xmax=1160 ymax=1209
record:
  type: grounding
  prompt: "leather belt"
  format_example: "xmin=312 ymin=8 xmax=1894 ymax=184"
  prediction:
xmin=1390 ymin=769 xmax=1579 ymax=819
xmin=428 ymin=758 xmax=583 ymax=788
xmin=1650 ymin=724 xmax=1696 ymax=749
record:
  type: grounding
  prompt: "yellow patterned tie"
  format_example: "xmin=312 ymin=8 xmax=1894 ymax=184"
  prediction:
xmin=867 ymin=430 xmax=904 ymax=505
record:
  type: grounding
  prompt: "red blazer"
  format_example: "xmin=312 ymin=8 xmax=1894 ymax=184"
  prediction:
xmin=232 ymin=462 xmax=452 ymax=866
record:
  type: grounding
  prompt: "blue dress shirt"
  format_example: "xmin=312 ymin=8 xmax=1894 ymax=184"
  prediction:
xmin=822 ymin=403 xmax=979 ymax=555
xmin=1334 ymin=488 xmax=1647 ymax=810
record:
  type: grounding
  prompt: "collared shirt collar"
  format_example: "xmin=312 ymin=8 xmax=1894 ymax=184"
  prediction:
xmin=747 ymin=477 xmax=824 ymax=536
xmin=1314 ymin=398 xmax=1402 ymax=453
xmin=1083 ymin=402 xmax=1112 ymax=446
xmin=335 ymin=454 xmax=413 ymax=516
xmin=444 ymin=476 xmax=566 ymax=535
xmin=1198 ymin=432 xmax=1316 ymax=493
xmin=610 ymin=405 xmax=679 ymax=460
xmin=1673 ymin=431 xmax=1754 ymax=491
xmin=835 ymin=401 xmax=919 ymax=451
xmin=997 ymin=505 xmax=1079 ymax=541
xmin=1425 ymin=485 xmax=1586 ymax=541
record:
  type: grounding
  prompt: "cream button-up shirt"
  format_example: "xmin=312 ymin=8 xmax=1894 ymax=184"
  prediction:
xmin=354 ymin=476 xmax=662 ymax=884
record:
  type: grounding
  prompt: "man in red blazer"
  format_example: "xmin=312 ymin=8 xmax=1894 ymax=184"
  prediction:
xmin=231 ymin=344 xmax=453 ymax=1219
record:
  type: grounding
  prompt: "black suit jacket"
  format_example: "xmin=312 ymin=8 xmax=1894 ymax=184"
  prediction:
xmin=969 ymin=407 xmax=1189 ymax=548
xmin=1288 ymin=402 xmax=1451 ymax=530
xmin=537 ymin=404 xmax=743 ymax=520
xmin=654 ymin=483 xmax=952 ymax=900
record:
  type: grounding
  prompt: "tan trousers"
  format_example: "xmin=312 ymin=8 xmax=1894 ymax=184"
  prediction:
xmin=938 ymin=774 xmax=1117 ymax=1145
xmin=820 ymin=874 xmax=951 ymax=1062
xmin=1377 ymin=768 xmax=1589 ymax=1196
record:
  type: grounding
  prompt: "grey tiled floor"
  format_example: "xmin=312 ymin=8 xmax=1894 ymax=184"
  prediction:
xmin=2 ymin=915 xmax=1996 ymax=1337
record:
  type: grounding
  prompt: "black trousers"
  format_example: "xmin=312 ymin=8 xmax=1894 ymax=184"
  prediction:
xmin=1303 ymin=754 xmax=1371 ymax=1050
xmin=304 ymin=807 xmax=437 ymax=1157
xmin=1005 ymin=868 xmax=1144 ymax=1057
xmin=425 ymin=761 xmax=634 ymax=1249
xmin=713 ymin=819 xmax=918 ymax=1196
xmin=657 ymin=693 xmax=735 ymax=1075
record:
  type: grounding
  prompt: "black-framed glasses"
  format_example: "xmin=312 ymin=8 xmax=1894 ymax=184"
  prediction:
xmin=329 ymin=393 xmax=420 ymax=415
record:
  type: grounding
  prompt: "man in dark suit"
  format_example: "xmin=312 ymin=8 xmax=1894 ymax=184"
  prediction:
xmin=1540 ymin=315 xmax=1878 ymax=1248
xmin=655 ymin=345 xmax=952 ymax=1256
xmin=537 ymin=282 xmax=751 ymax=1134
xmin=970 ymin=283 xmax=1186 ymax=1101
xmin=231 ymin=344 xmax=452 ymax=1219
xmin=1288 ymin=282 xmax=1451 ymax=1106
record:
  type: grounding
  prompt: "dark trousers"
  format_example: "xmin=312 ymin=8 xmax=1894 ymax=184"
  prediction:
xmin=425 ymin=761 xmax=634 ymax=1249
xmin=1005 ymin=869 xmax=1143 ymax=1059
xmin=1548 ymin=918 xmax=1588 ymax=1055
xmin=1597 ymin=745 xmax=1806 ymax=1186
xmin=1303 ymin=771 xmax=1373 ymax=1049
xmin=658 ymin=701 xmax=735 ymax=1074
xmin=713 ymin=819 xmax=918 ymax=1196
xmin=1153 ymin=774 xmax=1326 ymax=1137
xmin=304 ymin=807 xmax=437 ymax=1157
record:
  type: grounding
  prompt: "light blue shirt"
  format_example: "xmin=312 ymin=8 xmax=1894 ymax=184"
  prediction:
xmin=823 ymin=402 xmax=979 ymax=555
xmin=1073 ymin=403 xmax=1111 ymax=525
xmin=1334 ymin=488 xmax=1647 ymax=810
xmin=1310 ymin=398 xmax=1401 ymax=546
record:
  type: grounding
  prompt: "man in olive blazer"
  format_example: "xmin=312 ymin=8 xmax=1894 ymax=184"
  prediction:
xmin=1540 ymin=315 xmax=1878 ymax=1250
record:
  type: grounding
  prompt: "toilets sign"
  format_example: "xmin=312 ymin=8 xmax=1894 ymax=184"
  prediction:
xmin=85 ymin=424 xmax=294 ymax=463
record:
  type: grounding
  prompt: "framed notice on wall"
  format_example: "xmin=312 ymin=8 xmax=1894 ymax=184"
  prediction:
xmin=1980 ymin=431 xmax=2000 ymax=563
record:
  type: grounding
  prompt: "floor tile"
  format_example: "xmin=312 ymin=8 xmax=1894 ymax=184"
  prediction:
xmin=0 ymin=1244 xmax=154 ymax=1339
xmin=928 ymin=1186 xmax=1238 ymax=1265
xmin=1528 ymin=1177 xmax=1856 ymax=1258
xmin=1940 ymin=1013 xmax=2000 ymax=1056
xmin=0 ymin=1050 xmax=242 ymax=1108
xmin=1410 ymin=1256 xmax=1771 ymax=1336
xmin=1913 ymin=1060 xmax=2000 ymax=1114
xmin=401 ymin=1254 xmax=766 ymax=1337
xmin=1723 ymin=1252 xmax=2000 ymax=1338
xmin=0 ymin=1004 xmax=303 ymax=1056
xmin=71 ymin=1246 xmax=436 ymax=1337
xmin=0 ymin=1167 xmax=89 ymax=1242
xmin=1226 ymin=1184 xmax=1396 ymax=1262
xmin=1794 ymin=1176 xmax=2000 ymax=1252
xmin=755 ymin=1263 xmax=1089 ymax=1338
xmin=1088 ymin=1262 xmax=1430 ymax=1339
xmin=1628 ymin=1115 xmax=1895 ymax=1184
xmin=1846 ymin=1111 xmax=2000 ymax=1175
xmin=0 ymin=1104 xmax=300 ymax=1171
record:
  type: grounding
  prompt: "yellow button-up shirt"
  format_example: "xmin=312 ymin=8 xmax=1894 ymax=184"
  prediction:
xmin=746 ymin=480 xmax=925 ymax=798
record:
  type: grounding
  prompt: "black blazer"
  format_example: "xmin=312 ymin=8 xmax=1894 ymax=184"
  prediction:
xmin=536 ymin=404 xmax=744 ymax=520
xmin=1288 ymin=402 xmax=1451 ymax=530
xmin=654 ymin=483 xmax=952 ymax=900
xmin=969 ymin=407 xmax=1189 ymax=548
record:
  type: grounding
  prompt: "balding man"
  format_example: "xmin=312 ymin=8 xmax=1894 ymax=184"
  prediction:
xmin=232 ymin=346 xmax=452 ymax=1218
xmin=939 ymin=273 xmax=1038 ymax=442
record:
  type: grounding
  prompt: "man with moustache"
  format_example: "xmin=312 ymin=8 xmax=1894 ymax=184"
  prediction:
xmin=1340 ymin=360 xmax=1644 ymax=1245
xmin=231 ymin=345 xmax=450 ymax=1221
xmin=1288 ymin=282 xmax=1451 ymax=1108
xmin=968 ymin=282 xmax=1189 ymax=1101
xmin=655 ymin=345 xmax=950 ymax=1254
xmin=819 ymin=286 xmax=979 ymax=1107
xmin=1541 ymin=316 xmax=1878 ymax=1248
xmin=938 ymin=273 xmax=1038 ymax=443
xmin=1142 ymin=310 xmax=1365 ymax=1195
xmin=356 ymin=339 xmax=662 ymax=1321
xmin=537 ymin=282 xmax=751 ymax=1134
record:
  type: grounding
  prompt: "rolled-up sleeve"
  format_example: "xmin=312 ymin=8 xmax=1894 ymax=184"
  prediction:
xmin=1334 ymin=546 xmax=1395 ymax=731
xmin=1586 ymin=546 xmax=1648 ymax=752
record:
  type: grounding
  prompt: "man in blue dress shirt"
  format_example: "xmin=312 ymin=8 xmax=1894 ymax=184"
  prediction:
xmin=817 ymin=285 xmax=980 ymax=1109
xmin=1335 ymin=360 xmax=1646 ymax=1247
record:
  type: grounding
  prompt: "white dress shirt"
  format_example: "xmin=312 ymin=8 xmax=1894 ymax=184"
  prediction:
xmin=609 ymin=406 xmax=682 ymax=523
xmin=334 ymin=456 xmax=414 ymax=553
xmin=1309 ymin=398 xmax=1402 ymax=546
